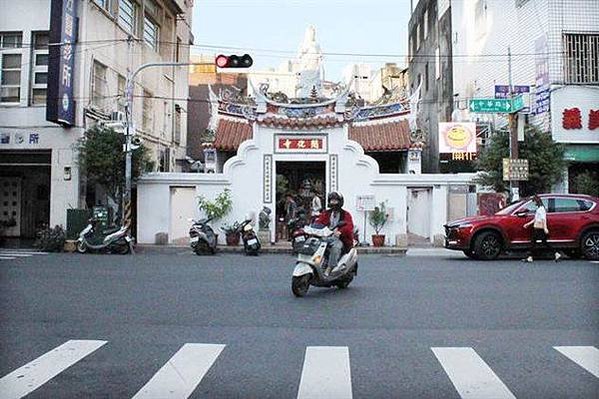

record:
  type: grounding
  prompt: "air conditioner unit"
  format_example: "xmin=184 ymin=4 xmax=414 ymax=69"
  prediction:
xmin=110 ymin=111 xmax=125 ymax=122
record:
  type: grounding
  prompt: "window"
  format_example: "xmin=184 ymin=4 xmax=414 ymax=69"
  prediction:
xmin=423 ymin=10 xmax=428 ymax=39
xmin=416 ymin=24 xmax=420 ymax=50
xmin=143 ymin=15 xmax=159 ymax=50
xmin=563 ymin=33 xmax=599 ymax=84
xmin=92 ymin=60 xmax=108 ymax=109
xmin=117 ymin=74 xmax=126 ymax=113
xmin=158 ymin=148 xmax=170 ymax=172
xmin=31 ymin=32 xmax=49 ymax=105
xmin=0 ymin=32 xmax=23 ymax=49
xmin=118 ymin=0 xmax=137 ymax=34
xmin=174 ymin=104 xmax=181 ymax=144
xmin=0 ymin=32 xmax=22 ymax=103
xmin=577 ymin=200 xmax=594 ymax=212
xmin=551 ymin=198 xmax=588 ymax=213
xmin=93 ymin=0 xmax=111 ymax=12
xmin=142 ymin=89 xmax=153 ymax=131
xmin=1 ymin=54 xmax=22 ymax=103
xmin=435 ymin=47 xmax=441 ymax=79
xmin=175 ymin=37 xmax=181 ymax=62
xmin=425 ymin=62 xmax=429 ymax=92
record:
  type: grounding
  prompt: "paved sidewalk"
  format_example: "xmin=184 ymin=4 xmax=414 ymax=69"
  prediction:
xmin=136 ymin=243 xmax=407 ymax=255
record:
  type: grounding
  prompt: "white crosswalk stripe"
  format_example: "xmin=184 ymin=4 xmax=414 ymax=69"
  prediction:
xmin=297 ymin=346 xmax=353 ymax=399
xmin=554 ymin=346 xmax=599 ymax=378
xmin=432 ymin=347 xmax=516 ymax=399
xmin=0 ymin=340 xmax=107 ymax=399
xmin=0 ymin=341 xmax=597 ymax=397
xmin=132 ymin=343 xmax=225 ymax=399
xmin=0 ymin=250 xmax=47 ymax=261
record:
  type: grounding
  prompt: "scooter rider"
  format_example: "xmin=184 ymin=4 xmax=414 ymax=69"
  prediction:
xmin=315 ymin=192 xmax=355 ymax=276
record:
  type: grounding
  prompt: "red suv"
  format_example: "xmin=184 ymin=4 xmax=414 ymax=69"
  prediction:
xmin=444 ymin=194 xmax=599 ymax=260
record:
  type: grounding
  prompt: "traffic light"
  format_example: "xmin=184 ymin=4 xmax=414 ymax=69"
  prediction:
xmin=215 ymin=54 xmax=253 ymax=68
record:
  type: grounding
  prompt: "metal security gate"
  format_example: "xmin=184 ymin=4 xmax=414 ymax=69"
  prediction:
xmin=0 ymin=177 xmax=21 ymax=237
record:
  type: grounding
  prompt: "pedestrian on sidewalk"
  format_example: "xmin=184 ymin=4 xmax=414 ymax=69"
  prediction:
xmin=522 ymin=195 xmax=561 ymax=263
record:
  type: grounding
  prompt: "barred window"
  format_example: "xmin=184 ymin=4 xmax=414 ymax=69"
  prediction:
xmin=563 ymin=33 xmax=599 ymax=84
xmin=143 ymin=15 xmax=159 ymax=50
xmin=0 ymin=32 xmax=22 ymax=103
xmin=118 ymin=0 xmax=137 ymax=34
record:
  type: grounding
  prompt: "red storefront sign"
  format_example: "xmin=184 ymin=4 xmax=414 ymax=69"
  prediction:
xmin=277 ymin=137 xmax=324 ymax=151
xmin=562 ymin=108 xmax=582 ymax=129
xmin=589 ymin=109 xmax=599 ymax=130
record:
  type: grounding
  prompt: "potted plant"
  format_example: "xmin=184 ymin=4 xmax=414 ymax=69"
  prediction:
xmin=369 ymin=202 xmax=389 ymax=247
xmin=220 ymin=221 xmax=241 ymax=246
xmin=197 ymin=189 xmax=233 ymax=245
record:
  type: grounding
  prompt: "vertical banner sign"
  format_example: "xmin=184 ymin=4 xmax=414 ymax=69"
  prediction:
xmin=46 ymin=0 xmax=78 ymax=126
xmin=533 ymin=35 xmax=550 ymax=116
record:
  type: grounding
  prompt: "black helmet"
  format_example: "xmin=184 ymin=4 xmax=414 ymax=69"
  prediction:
xmin=327 ymin=191 xmax=344 ymax=209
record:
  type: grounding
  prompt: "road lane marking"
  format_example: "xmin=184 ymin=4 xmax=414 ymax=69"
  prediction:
xmin=0 ymin=254 xmax=32 ymax=258
xmin=0 ymin=256 xmax=17 ymax=260
xmin=0 ymin=340 xmax=107 ymax=399
xmin=554 ymin=346 xmax=599 ymax=378
xmin=297 ymin=346 xmax=353 ymax=399
xmin=132 ymin=343 xmax=225 ymax=399
xmin=431 ymin=347 xmax=516 ymax=399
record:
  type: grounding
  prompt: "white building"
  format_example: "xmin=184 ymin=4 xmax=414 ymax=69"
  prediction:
xmin=342 ymin=64 xmax=373 ymax=102
xmin=450 ymin=0 xmax=599 ymax=190
xmin=0 ymin=0 xmax=192 ymax=239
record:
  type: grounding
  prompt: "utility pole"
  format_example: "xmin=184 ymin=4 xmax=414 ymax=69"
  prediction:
xmin=507 ymin=47 xmax=519 ymax=201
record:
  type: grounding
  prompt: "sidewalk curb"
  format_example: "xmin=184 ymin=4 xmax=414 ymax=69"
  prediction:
xmin=135 ymin=244 xmax=407 ymax=255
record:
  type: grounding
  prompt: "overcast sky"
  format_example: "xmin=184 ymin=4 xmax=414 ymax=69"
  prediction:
xmin=192 ymin=0 xmax=412 ymax=81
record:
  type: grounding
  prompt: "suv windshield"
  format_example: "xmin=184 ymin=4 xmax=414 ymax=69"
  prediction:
xmin=495 ymin=199 xmax=527 ymax=215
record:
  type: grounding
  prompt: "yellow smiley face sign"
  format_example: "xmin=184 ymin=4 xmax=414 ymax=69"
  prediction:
xmin=444 ymin=124 xmax=473 ymax=150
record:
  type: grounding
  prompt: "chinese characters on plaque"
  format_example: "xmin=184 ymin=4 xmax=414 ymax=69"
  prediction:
xmin=275 ymin=136 xmax=327 ymax=153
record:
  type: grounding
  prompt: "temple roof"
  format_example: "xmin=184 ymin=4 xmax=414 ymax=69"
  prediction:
xmin=349 ymin=120 xmax=411 ymax=152
xmin=213 ymin=118 xmax=252 ymax=152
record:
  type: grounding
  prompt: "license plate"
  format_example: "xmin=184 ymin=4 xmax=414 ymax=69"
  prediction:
xmin=295 ymin=236 xmax=306 ymax=242
xmin=247 ymin=238 xmax=258 ymax=245
xmin=190 ymin=236 xmax=199 ymax=243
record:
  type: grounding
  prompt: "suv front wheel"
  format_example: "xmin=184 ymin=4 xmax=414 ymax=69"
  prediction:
xmin=581 ymin=230 xmax=599 ymax=260
xmin=473 ymin=231 xmax=502 ymax=260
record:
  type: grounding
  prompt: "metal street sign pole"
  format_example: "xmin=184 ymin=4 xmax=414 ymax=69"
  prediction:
xmin=507 ymin=47 xmax=520 ymax=202
xmin=123 ymin=61 xmax=215 ymax=231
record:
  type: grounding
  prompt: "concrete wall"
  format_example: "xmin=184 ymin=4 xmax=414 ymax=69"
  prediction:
xmin=137 ymin=119 xmax=475 ymax=245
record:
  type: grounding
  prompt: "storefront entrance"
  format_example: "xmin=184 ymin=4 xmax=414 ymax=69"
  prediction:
xmin=0 ymin=150 xmax=51 ymax=239
xmin=275 ymin=161 xmax=326 ymax=242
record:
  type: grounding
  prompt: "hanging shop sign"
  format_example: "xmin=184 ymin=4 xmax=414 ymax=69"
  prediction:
xmin=274 ymin=135 xmax=327 ymax=153
xmin=502 ymin=158 xmax=529 ymax=181
xmin=46 ymin=0 xmax=78 ymax=126
xmin=438 ymin=122 xmax=476 ymax=153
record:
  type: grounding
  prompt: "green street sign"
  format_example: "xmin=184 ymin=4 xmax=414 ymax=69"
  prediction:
xmin=470 ymin=95 xmax=524 ymax=113
xmin=511 ymin=95 xmax=524 ymax=112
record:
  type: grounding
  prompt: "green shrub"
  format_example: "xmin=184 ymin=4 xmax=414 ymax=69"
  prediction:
xmin=369 ymin=202 xmax=389 ymax=235
xmin=573 ymin=171 xmax=599 ymax=197
xmin=197 ymin=189 xmax=232 ymax=221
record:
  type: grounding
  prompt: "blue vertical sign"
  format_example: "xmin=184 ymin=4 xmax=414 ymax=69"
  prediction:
xmin=46 ymin=0 xmax=78 ymax=126
xmin=533 ymin=35 xmax=550 ymax=115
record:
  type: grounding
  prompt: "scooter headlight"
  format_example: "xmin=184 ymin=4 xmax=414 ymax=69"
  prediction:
xmin=243 ymin=224 xmax=253 ymax=232
xmin=313 ymin=255 xmax=322 ymax=265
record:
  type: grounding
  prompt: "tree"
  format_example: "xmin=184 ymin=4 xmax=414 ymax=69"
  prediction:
xmin=573 ymin=171 xmax=599 ymax=197
xmin=475 ymin=125 xmax=566 ymax=196
xmin=77 ymin=125 xmax=154 ymax=221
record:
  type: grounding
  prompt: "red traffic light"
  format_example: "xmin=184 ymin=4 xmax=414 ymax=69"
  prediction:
xmin=215 ymin=54 xmax=253 ymax=68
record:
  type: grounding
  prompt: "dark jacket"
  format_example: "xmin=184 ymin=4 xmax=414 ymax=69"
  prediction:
xmin=315 ymin=209 xmax=354 ymax=249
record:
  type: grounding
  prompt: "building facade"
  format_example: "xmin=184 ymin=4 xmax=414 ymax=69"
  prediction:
xmin=0 ymin=0 xmax=193 ymax=238
xmin=450 ymin=0 xmax=599 ymax=192
xmin=408 ymin=0 xmax=454 ymax=173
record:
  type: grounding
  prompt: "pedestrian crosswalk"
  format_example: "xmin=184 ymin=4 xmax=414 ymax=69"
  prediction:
xmin=0 ymin=342 xmax=596 ymax=398
xmin=0 ymin=249 xmax=47 ymax=261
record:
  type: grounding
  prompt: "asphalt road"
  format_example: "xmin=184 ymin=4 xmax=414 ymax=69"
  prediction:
xmin=0 ymin=248 xmax=597 ymax=398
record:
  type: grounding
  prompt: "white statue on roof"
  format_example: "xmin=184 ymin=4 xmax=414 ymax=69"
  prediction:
xmin=295 ymin=25 xmax=324 ymax=98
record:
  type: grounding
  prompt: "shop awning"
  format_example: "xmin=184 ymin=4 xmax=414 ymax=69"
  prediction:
xmin=349 ymin=120 xmax=411 ymax=152
xmin=213 ymin=119 xmax=253 ymax=151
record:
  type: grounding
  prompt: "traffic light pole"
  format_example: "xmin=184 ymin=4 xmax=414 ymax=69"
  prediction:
xmin=123 ymin=61 xmax=215 ymax=231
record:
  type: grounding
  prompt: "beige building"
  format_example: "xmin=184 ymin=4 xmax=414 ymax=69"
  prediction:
xmin=0 ymin=0 xmax=193 ymax=238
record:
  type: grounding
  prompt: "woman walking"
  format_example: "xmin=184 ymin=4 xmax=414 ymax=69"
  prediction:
xmin=522 ymin=195 xmax=561 ymax=263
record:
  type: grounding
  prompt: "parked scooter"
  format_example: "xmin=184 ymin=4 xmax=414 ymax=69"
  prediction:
xmin=237 ymin=219 xmax=261 ymax=256
xmin=77 ymin=218 xmax=134 ymax=254
xmin=288 ymin=209 xmax=310 ymax=254
xmin=291 ymin=222 xmax=358 ymax=297
xmin=189 ymin=217 xmax=217 ymax=255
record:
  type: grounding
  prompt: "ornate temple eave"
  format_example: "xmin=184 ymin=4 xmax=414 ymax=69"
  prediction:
xmin=249 ymin=80 xmax=351 ymax=109
xmin=257 ymin=115 xmax=343 ymax=129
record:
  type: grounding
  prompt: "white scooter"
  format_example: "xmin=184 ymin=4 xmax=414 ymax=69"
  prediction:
xmin=77 ymin=218 xmax=134 ymax=254
xmin=291 ymin=222 xmax=358 ymax=297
